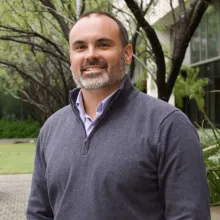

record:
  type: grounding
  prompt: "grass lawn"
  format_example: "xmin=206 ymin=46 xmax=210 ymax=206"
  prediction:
xmin=0 ymin=142 xmax=36 ymax=174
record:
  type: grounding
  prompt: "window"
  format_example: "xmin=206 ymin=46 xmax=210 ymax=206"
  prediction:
xmin=201 ymin=15 xmax=207 ymax=60
xmin=191 ymin=2 xmax=220 ymax=64
xmin=207 ymin=6 xmax=219 ymax=58
xmin=197 ymin=60 xmax=220 ymax=127
xmin=191 ymin=27 xmax=200 ymax=63
xmin=214 ymin=78 xmax=220 ymax=125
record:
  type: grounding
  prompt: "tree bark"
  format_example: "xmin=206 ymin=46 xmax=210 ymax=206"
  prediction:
xmin=125 ymin=0 xmax=211 ymax=102
xmin=39 ymin=0 xmax=70 ymax=41
xmin=129 ymin=0 xmax=154 ymax=79
xmin=166 ymin=0 xmax=211 ymax=100
xmin=124 ymin=0 xmax=167 ymax=100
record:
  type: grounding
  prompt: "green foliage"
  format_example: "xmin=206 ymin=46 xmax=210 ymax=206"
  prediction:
xmin=174 ymin=66 xmax=209 ymax=110
xmin=0 ymin=0 xmax=113 ymax=122
xmin=205 ymin=159 xmax=220 ymax=205
xmin=198 ymin=128 xmax=220 ymax=150
xmin=135 ymin=70 xmax=148 ymax=92
xmin=0 ymin=119 xmax=40 ymax=138
xmin=0 ymin=91 xmax=25 ymax=119
xmin=196 ymin=116 xmax=220 ymax=205
xmin=85 ymin=0 xmax=112 ymax=11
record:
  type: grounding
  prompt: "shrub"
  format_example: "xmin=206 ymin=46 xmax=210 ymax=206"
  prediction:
xmin=0 ymin=119 xmax=40 ymax=138
xmin=196 ymin=117 xmax=220 ymax=205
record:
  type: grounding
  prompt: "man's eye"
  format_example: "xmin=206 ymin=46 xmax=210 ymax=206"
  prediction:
xmin=75 ymin=45 xmax=86 ymax=50
xmin=98 ymin=43 xmax=109 ymax=48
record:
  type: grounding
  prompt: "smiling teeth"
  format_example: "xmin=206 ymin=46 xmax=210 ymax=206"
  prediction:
xmin=86 ymin=67 xmax=101 ymax=71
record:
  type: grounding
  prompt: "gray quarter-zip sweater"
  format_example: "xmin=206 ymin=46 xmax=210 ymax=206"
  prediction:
xmin=27 ymin=75 xmax=210 ymax=220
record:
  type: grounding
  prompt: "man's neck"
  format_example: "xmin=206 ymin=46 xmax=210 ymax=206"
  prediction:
xmin=81 ymin=84 xmax=120 ymax=120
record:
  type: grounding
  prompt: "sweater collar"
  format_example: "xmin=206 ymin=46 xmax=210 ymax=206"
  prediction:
xmin=69 ymin=74 xmax=139 ymax=108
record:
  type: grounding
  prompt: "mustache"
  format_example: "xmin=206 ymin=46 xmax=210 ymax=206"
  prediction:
xmin=80 ymin=59 xmax=108 ymax=71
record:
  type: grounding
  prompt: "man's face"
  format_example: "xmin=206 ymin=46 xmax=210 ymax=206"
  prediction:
xmin=69 ymin=14 xmax=132 ymax=90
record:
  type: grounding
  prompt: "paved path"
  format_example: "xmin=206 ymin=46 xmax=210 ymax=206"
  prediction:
xmin=211 ymin=206 xmax=220 ymax=220
xmin=0 ymin=174 xmax=220 ymax=220
xmin=0 ymin=139 xmax=36 ymax=144
xmin=0 ymin=174 xmax=32 ymax=220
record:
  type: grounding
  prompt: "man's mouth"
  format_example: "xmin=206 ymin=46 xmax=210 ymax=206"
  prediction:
xmin=81 ymin=60 xmax=108 ymax=73
xmin=82 ymin=66 xmax=106 ymax=73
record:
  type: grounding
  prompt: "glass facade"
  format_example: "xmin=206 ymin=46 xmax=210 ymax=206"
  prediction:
xmin=189 ymin=1 xmax=220 ymax=127
xmin=191 ymin=1 xmax=220 ymax=63
xmin=191 ymin=27 xmax=200 ymax=63
xmin=198 ymin=61 xmax=220 ymax=127
xmin=207 ymin=6 xmax=219 ymax=59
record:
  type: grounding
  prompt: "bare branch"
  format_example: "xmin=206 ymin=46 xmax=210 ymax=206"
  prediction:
xmin=129 ymin=0 xmax=155 ymax=78
xmin=129 ymin=24 xmax=140 ymax=79
xmin=110 ymin=4 xmax=137 ymax=24
xmin=140 ymin=0 xmax=144 ymax=11
xmin=170 ymin=0 xmax=177 ymax=24
xmin=80 ymin=0 xmax=86 ymax=16
xmin=167 ymin=0 xmax=211 ymax=99
xmin=58 ymin=61 xmax=70 ymax=105
xmin=36 ymin=0 xmax=71 ymax=41
xmin=132 ymin=54 xmax=156 ymax=82
xmin=66 ymin=1 xmax=77 ymax=20
xmin=0 ymin=60 xmax=60 ymax=101
xmin=170 ymin=0 xmax=177 ymax=64
xmin=3 ymin=86 xmax=46 ymax=113
xmin=0 ymin=25 xmax=66 ymax=57
xmin=144 ymin=0 xmax=155 ymax=15
xmin=29 ymin=49 xmax=65 ymax=104
xmin=124 ymin=0 xmax=166 ymax=95
xmin=179 ymin=0 xmax=187 ymax=24
xmin=186 ymin=0 xmax=211 ymax=40
xmin=18 ymin=89 xmax=46 ymax=112
xmin=0 ymin=35 xmax=69 ymax=64
xmin=60 ymin=0 xmax=73 ymax=20
xmin=186 ymin=0 xmax=198 ymax=21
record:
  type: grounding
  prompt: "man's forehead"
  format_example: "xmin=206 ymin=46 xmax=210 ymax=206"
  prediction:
xmin=70 ymin=14 xmax=120 ymax=36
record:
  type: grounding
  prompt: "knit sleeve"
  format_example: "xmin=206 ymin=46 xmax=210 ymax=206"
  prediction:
xmin=26 ymin=132 xmax=54 ymax=220
xmin=157 ymin=110 xmax=210 ymax=220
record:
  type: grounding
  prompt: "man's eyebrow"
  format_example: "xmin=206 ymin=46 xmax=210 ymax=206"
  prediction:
xmin=72 ymin=40 xmax=85 ymax=46
xmin=97 ymin=38 xmax=114 ymax=43
xmin=72 ymin=38 xmax=113 ymax=46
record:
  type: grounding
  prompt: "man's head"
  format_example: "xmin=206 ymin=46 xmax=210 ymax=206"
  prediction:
xmin=69 ymin=11 xmax=133 ymax=90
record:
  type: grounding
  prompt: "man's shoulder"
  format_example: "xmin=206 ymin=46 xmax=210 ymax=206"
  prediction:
xmin=137 ymin=92 xmax=179 ymax=117
xmin=138 ymin=93 xmax=196 ymax=130
xmin=40 ymin=105 xmax=73 ymax=132
xmin=48 ymin=104 xmax=72 ymax=121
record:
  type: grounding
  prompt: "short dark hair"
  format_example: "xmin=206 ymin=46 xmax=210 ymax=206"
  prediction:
xmin=71 ymin=11 xmax=129 ymax=47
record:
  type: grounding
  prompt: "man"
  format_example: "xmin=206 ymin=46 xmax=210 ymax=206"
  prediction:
xmin=26 ymin=11 xmax=210 ymax=220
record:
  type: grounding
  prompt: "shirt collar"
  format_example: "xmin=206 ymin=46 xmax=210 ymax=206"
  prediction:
xmin=76 ymin=88 xmax=118 ymax=120
xmin=76 ymin=90 xmax=86 ymax=119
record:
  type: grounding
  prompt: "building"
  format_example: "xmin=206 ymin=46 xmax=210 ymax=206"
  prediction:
xmin=190 ymin=1 xmax=220 ymax=127
xmin=147 ymin=0 xmax=220 ymax=127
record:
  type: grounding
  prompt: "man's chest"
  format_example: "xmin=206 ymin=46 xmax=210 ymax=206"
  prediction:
xmin=44 ymin=123 xmax=158 ymax=197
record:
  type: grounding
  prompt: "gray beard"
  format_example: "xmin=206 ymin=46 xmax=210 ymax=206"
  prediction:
xmin=72 ymin=56 xmax=126 ymax=90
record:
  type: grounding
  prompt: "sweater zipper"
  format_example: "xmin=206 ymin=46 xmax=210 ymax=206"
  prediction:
xmin=71 ymin=90 xmax=121 ymax=155
xmin=84 ymin=90 xmax=121 ymax=141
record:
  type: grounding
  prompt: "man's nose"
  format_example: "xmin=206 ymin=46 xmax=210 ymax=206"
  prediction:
xmin=85 ymin=47 xmax=99 ymax=60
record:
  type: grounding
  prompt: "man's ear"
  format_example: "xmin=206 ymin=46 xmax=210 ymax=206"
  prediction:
xmin=124 ymin=44 xmax=133 ymax=64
